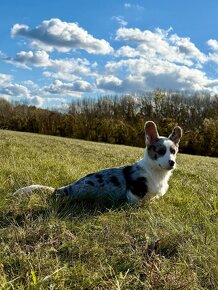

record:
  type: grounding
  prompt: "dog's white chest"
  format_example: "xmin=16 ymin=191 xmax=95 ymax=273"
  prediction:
xmin=146 ymin=173 xmax=170 ymax=200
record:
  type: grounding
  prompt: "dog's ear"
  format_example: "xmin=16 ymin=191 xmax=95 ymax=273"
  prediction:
xmin=145 ymin=121 xmax=159 ymax=146
xmin=168 ymin=126 xmax=183 ymax=145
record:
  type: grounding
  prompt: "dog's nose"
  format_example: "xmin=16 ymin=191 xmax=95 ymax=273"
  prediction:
xmin=169 ymin=160 xmax=175 ymax=167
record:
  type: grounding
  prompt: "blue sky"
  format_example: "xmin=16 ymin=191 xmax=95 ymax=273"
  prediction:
xmin=0 ymin=0 xmax=218 ymax=110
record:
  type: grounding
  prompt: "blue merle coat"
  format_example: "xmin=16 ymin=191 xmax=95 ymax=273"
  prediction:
xmin=56 ymin=162 xmax=147 ymax=203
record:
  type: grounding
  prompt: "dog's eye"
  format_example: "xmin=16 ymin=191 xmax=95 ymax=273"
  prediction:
xmin=170 ymin=148 xmax=176 ymax=154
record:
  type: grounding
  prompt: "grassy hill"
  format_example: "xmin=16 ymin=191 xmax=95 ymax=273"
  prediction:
xmin=0 ymin=130 xmax=217 ymax=289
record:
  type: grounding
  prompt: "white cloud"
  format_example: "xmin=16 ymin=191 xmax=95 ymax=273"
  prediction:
xmin=104 ymin=26 xmax=218 ymax=93
xmin=6 ymin=50 xmax=50 ymax=69
xmin=0 ymin=73 xmax=12 ymax=85
xmin=3 ymin=21 xmax=218 ymax=105
xmin=0 ymin=83 xmax=30 ymax=97
xmin=0 ymin=50 xmax=7 ymax=59
xmin=43 ymin=71 xmax=79 ymax=82
xmin=124 ymin=3 xmax=144 ymax=10
xmin=22 ymin=80 xmax=39 ymax=89
xmin=124 ymin=3 xmax=131 ymax=8
xmin=11 ymin=18 xmax=113 ymax=54
xmin=169 ymin=34 xmax=207 ymax=64
xmin=96 ymin=75 xmax=122 ymax=92
xmin=45 ymin=97 xmax=68 ymax=103
xmin=6 ymin=50 xmax=98 ymax=82
xmin=43 ymin=79 xmax=94 ymax=97
xmin=115 ymin=27 xmax=207 ymax=66
xmin=23 ymin=96 xmax=44 ymax=106
xmin=104 ymin=57 xmax=218 ymax=93
xmin=96 ymin=73 xmax=153 ymax=94
xmin=112 ymin=16 xmax=128 ymax=27
xmin=43 ymin=57 xmax=98 ymax=82
xmin=207 ymin=39 xmax=218 ymax=64
xmin=116 ymin=27 xmax=154 ymax=43
xmin=0 ymin=80 xmax=44 ymax=106
xmin=49 ymin=58 xmax=97 ymax=78
xmin=115 ymin=45 xmax=141 ymax=58
xmin=207 ymin=39 xmax=218 ymax=51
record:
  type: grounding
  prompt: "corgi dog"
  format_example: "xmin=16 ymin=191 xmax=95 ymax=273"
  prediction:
xmin=14 ymin=121 xmax=182 ymax=204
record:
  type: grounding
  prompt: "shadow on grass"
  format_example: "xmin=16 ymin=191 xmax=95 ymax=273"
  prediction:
xmin=0 ymin=191 xmax=129 ymax=228
xmin=51 ymin=192 xmax=129 ymax=217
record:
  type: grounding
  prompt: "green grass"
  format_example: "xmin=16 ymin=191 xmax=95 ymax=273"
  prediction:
xmin=0 ymin=130 xmax=217 ymax=290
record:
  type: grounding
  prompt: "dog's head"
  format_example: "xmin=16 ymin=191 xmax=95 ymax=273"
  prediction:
xmin=145 ymin=121 xmax=182 ymax=171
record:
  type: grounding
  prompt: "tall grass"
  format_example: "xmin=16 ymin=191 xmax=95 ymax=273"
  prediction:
xmin=0 ymin=130 xmax=217 ymax=289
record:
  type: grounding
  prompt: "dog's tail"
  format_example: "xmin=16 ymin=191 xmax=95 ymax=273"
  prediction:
xmin=13 ymin=185 xmax=55 ymax=195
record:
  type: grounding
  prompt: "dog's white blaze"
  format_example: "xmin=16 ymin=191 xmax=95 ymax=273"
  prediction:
xmin=157 ymin=139 xmax=177 ymax=170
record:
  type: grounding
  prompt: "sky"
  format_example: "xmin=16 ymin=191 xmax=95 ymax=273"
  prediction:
xmin=0 ymin=0 xmax=218 ymax=110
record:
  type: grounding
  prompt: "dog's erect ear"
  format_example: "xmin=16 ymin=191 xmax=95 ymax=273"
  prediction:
xmin=145 ymin=121 xmax=159 ymax=146
xmin=168 ymin=126 xmax=183 ymax=145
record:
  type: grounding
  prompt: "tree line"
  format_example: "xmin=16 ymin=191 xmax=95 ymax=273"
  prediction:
xmin=0 ymin=91 xmax=217 ymax=157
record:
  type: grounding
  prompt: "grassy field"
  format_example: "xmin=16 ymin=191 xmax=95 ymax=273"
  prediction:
xmin=0 ymin=130 xmax=217 ymax=290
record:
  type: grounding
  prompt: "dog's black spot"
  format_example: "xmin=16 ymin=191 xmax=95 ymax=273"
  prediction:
xmin=123 ymin=165 xmax=132 ymax=184
xmin=131 ymin=177 xmax=148 ymax=198
xmin=63 ymin=187 xmax=69 ymax=196
xmin=86 ymin=173 xmax=94 ymax=178
xmin=123 ymin=166 xmax=147 ymax=198
xmin=148 ymin=144 xmax=156 ymax=151
xmin=96 ymin=174 xmax=104 ymax=183
xmin=148 ymin=145 xmax=157 ymax=160
xmin=135 ymin=164 xmax=142 ymax=171
xmin=157 ymin=147 xmax=166 ymax=155
xmin=148 ymin=142 xmax=167 ymax=160
xmin=87 ymin=180 xmax=95 ymax=186
xmin=110 ymin=176 xmax=121 ymax=187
